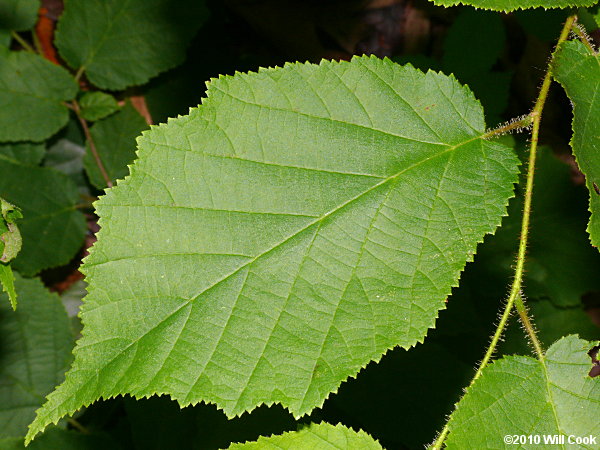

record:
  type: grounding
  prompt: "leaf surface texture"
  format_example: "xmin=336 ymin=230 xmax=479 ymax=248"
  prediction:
xmin=27 ymin=56 xmax=519 ymax=441
xmin=428 ymin=0 xmax=597 ymax=11
xmin=445 ymin=335 xmax=600 ymax=448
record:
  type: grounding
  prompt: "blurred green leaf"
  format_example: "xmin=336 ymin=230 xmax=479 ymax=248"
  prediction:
xmin=0 ymin=155 xmax=86 ymax=276
xmin=79 ymin=92 xmax=120 ymax=122
xmin=55 ymin=0 xmax=209 ymax=90
xmin=0 ymin=49 xmax=77 ymax=142
xmin=0 ymin=275 xmax=74 ymax=438
xmin=84 ymin=102 xmax=148 ymax=189
xmin=0 ymin=143 xmax=45 ymax=166
xmin=0 ymin=0 xmax=40 ymax=31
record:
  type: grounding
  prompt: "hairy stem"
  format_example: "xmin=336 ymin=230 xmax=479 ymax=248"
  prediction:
xmin=430 ymin=14 xmax=576 ymax=450
xmin=72 ymin=100 xmax=113 ymax=188
xmin=10 ymin=31 xmax=36 ymax=53
xmin=483 ymin=115 xmax=533 ymax=138
xmin=572 ymin=23 xmax=597 ymax=54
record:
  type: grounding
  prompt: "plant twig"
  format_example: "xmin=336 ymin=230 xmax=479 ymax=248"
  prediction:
xmin=67 ymin=417 xmax=89 ymax=434
xmin=10 ymin=31 xmax=36 ymax=53
xmin=74 ymin=66 xmax=86 ymax=83
xmin=430 ymin=14 xmax=577 ymax=450
xmin=72 ymin=100 xmax=113 ymax=188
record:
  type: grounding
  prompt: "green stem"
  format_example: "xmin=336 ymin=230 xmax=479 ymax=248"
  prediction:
xmin=31 ymin=31 xmax=44 ymax=56
xmin=10 ymin=31 xmax=35 ymax=53
xmin=483 ymin=115 xmax=533 ymax=139
xmin=430 ymin=14 xmax=577 ymax=450
xmin=74 ymin=66 xmax=86 ymax=83
xmin=72 ymin=100 xmax=113 ymax=188
xmin=67 ymin=417 xmax=89 ymax=434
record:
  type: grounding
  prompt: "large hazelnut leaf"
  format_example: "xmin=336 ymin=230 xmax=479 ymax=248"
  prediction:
xmin=27 ymin=56 xmax=519 ymax=442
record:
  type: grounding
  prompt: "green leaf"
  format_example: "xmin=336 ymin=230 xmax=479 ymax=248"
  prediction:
xmin=0 ymin=143 xmax=45 ymax=166
xmin=228 ymin=423 xmax=382 ymax=449
xmin=83 ymin=102 xmax=149 ymax=189
xmin=55 ymin=0 xmax=209 ymax=90
xmin=444 ymin=335 xmax=600 ymax=448
xmin=79 ymin=92 xmax=120 ymax=121
xmin=428 ymin=0 xmax=597 ymax=11
xmin=0 ymin=275 xmax=74 ymax=439
xmin=0 ymin=0 xmax=40 ymax=31
xmin=553 ymin=41 xmax=600 ymax=248
xmin=0 ymin=197 xmax=22 ymax=309
xmin=0 ymin=29 xmax=10 ymax=47
xmin=27 ymin=56 xmax=520 ymax=442
xmin=0 ymin=156 xmax=87 ymax=276
xmin=0 ymin=197 xmax=23 ymax=263
xmin=0 ymin=263 xmax=16 ymax=309
xmin=0 ymin=48 xmax=78 ymax=142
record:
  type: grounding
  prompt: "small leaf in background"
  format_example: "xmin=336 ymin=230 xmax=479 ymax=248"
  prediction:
xmin=55 ymin=0 xmax=209 ymax=90
xmin=26 ymin=56 xmax=520 ymax=441
xmin=228 ymin=422 xmax=382 ymax=449
xmin=0 ymin=143 xmax=45 ymax=166
xmin=444 ymin=335 xmax=600 ymax=448
xmin=83 ymin=102 xmax=149 ymax=189
xmin=428 ymin=0 xmax=598 ymax=12
xmin=0 ymin=156 xmax=86 ymax=276
xmin=553 ymin=41 xmax=600 ymax=248
xmin=0 ymin=0 xmax=40 ymax=31
xmin=45 ymin=138 xmax=89 ymax=195
xmin=0 ymin=197 xmax=22 ymax=309
xmin=78 ymin=92 xmax=120 ymax=122
xmin=0 ymin=48 xmax=78 ymax=142
xmin=0 ymin=275 xmax=74 ymax=439
xmin=0 ymin=197 xmax=23 ymax=263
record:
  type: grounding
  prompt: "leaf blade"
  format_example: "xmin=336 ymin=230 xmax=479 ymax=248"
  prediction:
xmin=228 ymin=422 xmax=382 ymax=449
xmin=27 ymin=57 xmax=520 ymax=442
xmin=428 ymin=0 xmax=598 ymax=11
xmin=445 ymin=335 xmax=600 ymax=448
xmin=0 ymin=49 xmax=77 ymax=142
